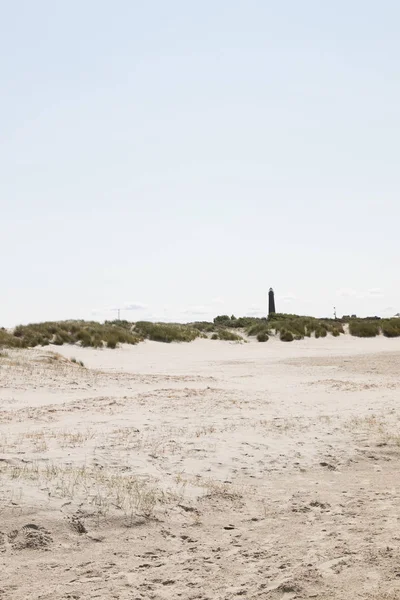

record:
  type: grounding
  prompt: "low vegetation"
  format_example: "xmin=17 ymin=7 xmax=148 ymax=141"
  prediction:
xmin=349 ymin=320 xmax=380 ymax=338
xmin=2 ymin=321 xmax=142 ymax=349
xmin=257 ymin=332 xmax=269 ymax=342
xmin=381 ymin=320 xmax=400 ymax=338
xmin=280 ymin=330 xmax=294 ymax=342
xmin=349 ymin=318 xmax=400 ymax=338
xmin=212 ymin=328 xmax=243 ymax=342
xmin=133 ymin=321 xmax=202 ymax=343
xmin=2 ymin=315 xmax=400 ymax=350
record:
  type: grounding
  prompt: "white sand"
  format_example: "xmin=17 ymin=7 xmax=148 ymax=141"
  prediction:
xmin=1 ymin=335 xmax=400 ymax=599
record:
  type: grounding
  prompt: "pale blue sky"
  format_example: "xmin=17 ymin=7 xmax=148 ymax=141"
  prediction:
xmin=1 ymin=1 xmax=399 ymax=326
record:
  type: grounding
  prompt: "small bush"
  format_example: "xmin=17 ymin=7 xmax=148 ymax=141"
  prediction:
xmin=53 ymin=335 xmax=64 ymax=346
xmin=211 ymin=333 xmax=219 ymax=340
xmin=92 ymin=335 xmax=104 ymax=348
xmin=213 ymin=315 xmax=232 ymax=327
xmin=216 ymin=328 xmax=243 ymax=342
xmin=191 ymin=321 xmax=215 ymax=333
xmin=134 ymin=322 xmax=200 ymax=343
xmin=315 ymin=327 xmax=327 ymax=339
xmin=78 ymin=331 xmax=93 ymax=347
xmin=257 ymin=332 xmax=269 ymax=342
xmin=382 ymin=321 xmax=400 ymax=338
xmin=247 ymin=323 xmax=271 ymax=337
xmin=280 ymin=330 xmax=294 ymax=342
xmin=349 ymin=321 xmax=380 ymax=338
xmin=106 ymin=338 xmax=117 ymax=349
xmin=7 ymin=320 xmax=141 ymax=349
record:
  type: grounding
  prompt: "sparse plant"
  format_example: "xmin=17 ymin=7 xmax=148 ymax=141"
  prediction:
xmin=216 ymin=328 xmax=243 ymax=342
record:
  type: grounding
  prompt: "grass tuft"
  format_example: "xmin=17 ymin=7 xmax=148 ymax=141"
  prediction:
xmin=2 ymin=320 xmax=142 ymax=349
xmin=280 ymin=330 xmax=294 ymax=342
xmin=133 ymin=321 xmax=201 ymax=343
xmin=349 ymin=320 xmax=380 ymax=338
xmin=257 ymin=332 xmax=269 ymax=342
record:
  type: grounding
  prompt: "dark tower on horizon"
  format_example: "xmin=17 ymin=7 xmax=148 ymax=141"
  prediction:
xmin=268 ymin=288 xmax=276 ymax=316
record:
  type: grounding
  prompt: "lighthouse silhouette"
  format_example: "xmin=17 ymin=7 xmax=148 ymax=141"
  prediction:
xmin=268 ymin=288 xmax=276 ymax=316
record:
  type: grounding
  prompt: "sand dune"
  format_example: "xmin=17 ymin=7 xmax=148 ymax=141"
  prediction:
xmin=1 ymin=336 xmax=400 ymax=599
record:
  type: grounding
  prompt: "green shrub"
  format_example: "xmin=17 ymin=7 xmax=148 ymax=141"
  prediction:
xmin=315 ymin=327 xmax=327 ymax=338
xmin=191 ymin=321 xmax=215 ymax=333
xmin=106 ymin=338 xmax=117 ymax=349
xmin=382 ymin=321 xmax=400 ymax=338
xmin=247 ymin=323 xmax=271 ymax=337
xmin=257 ymin=332 xmax=269 ymax=342
xmin=134 ymin=321 xmax=200 ymax=343
xmin=0 ymin=327 xmax=21 ymax=349
xmin=91 ymin=335 xmax=104 ymax=348
xmin=216 ymin=328 xmax=243 ymax=341
xmin=280 ymin=330 xmax=294 ymax=342
xmin=213 ymin=315 xmax=232 ymax=327
xmin=349 ymin=321 xmax=380 ymax=338
xmin=53 ymin=335 xmax=64 ymax=346
xmin=78 ymin=331 xmax=93 ymax=347
xmin=7 ymin=320 xmax=142 ymax=349
xmin=211 ymin=333 xmax=219 ymax=340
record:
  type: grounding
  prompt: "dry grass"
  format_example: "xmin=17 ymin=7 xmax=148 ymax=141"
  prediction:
xmin=1 ymin=461 xmax=166 ymax=525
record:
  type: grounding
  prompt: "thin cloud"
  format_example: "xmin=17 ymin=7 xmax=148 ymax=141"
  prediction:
xmin=183 ymin=305 xmax=210 ymax=316
xmin=279 ymin=294 xmax=297 ymax=303
xmin=124 ymin=302 xmax=147 ymax=311
xmin=336 ymin=288 xmax=357 ymax=297
xmin=246 ymin=306 xmax=266 ymax=317
xmin=367 ymin=288 xmax=384 ymax=298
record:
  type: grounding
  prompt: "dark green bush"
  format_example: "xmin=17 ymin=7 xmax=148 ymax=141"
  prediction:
xmin=106 ymin=338 xmax=117 ymax=349
xmin=211 ymin=333 xmax=219 ymax=340
xmin=134 ymin=321 xmax=200 ymax=343
xmin=382 ymin=321 xmax=400 ymax=337
xmin=216 ymin=328 xmax=243 ymax=341
xmin=280 ymin=330 xmax=294 ymax=342
xmin=349 ymin=321 xmax=380 ymax=338
xmin=213 ymin=315 xmax=232 ymax=327
xmin=247 ymin=323 xmax=271 ymax=337
xmin=191 ymin=321 xmax=216 ymax=333
xmin=257 ymin=332 xmax=269 ymax=342
xmin=7 ymin=320 xmax=142 ymax=349
xmin=315 ymin=327 xmax=327 ymax=338
xmin=0 ymin=329 xmax=22 ymax=348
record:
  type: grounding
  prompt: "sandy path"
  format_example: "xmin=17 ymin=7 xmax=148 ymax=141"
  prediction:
xmin=1 ymin=336 xmax=400 ymax=599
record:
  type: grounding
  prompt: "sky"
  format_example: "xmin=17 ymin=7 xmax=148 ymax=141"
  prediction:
xmin=1 ymin=0 xmax=399 ymax=326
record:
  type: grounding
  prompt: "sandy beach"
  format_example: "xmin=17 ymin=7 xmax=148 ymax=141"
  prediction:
xmin=1 ymin=335 xmax=400 ymax=599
